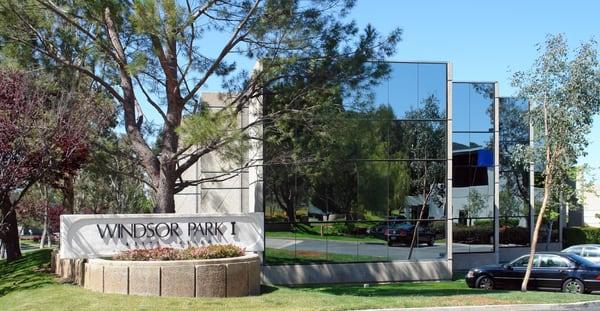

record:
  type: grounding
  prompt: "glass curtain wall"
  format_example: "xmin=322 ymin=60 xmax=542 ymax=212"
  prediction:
xmin=452 ymin=82 xmax=495 ymax=253
xmin=499 ymin=97 xmax=531 ymax=247
xmin=263 ymin=62 xmax=449 ymax=265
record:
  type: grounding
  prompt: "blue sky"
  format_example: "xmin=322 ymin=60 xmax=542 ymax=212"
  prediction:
xmin=348 ymin=0 xmax=600 ymax=168
xmin=140 ymin=1 xmax=600 ymax=168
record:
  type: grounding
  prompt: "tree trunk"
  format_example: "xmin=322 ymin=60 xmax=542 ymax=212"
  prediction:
xmin=154 ymin=169 xmax=176 ymax=213
xmin=0 ymin=240 xmax=5 ymax=259
xmin=40 ymin=203 xmax=48 ymax=249
xmin=407 ymin=198 xmax=429 ymax=260
xmin=1 ymin=196 xmax=22 ymax=261
xmin=545 ymin=220 xmax=553 ymax=251
xmin=521 ymin=177 xmax=551 ymax=291
xmin=62 ymin=176 xmax=75 ymax=214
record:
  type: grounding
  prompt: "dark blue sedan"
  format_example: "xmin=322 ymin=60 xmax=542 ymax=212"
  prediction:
xmin=465 ymin=252 xmax=600 ymax=293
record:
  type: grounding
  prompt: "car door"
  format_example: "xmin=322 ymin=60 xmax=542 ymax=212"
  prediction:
xmin=501 ymin=255 xmax=539 ymax=289
xmin=534 ymin=254 xmax=572 ymax=289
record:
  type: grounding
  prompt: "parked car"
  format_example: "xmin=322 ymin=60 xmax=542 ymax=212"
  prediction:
xmin=366 ymin=216 xmax=406 ymax=237
xmin=465 ymin=252 xmax=600 ymax=293
xmin=562 ymin=245 xmax=600 ymax=264
xmin=384 ymin=223 xmax=435 ymax=247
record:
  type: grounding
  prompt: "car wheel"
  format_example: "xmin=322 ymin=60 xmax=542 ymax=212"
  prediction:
xmin=427 ymin=239 xmax=434 ymax=246
xmin=562 ymin=279 xmax=584 ymax=294
xmin=387 ymin=240 xmax=394 ymax=247
xmin=475 ymin=275 xmax=494 ymax=290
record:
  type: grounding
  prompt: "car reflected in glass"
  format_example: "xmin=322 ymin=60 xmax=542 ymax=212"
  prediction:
xmin=562 ymin=245 xmax=600 ymax=264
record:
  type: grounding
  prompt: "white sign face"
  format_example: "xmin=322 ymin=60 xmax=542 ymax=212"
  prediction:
xmin=59 ymin=213 xmax=264 ymax=259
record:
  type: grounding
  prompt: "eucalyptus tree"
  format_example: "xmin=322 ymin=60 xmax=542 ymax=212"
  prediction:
xmin=0 ymin=0 xmax=400 ymax=213
xmin=514 ymin=34 xmax=600 ymax=292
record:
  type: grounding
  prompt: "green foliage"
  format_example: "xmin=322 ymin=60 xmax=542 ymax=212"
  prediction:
xmin=452 ymin=226 xmax=493 ymax=245
xmin=500 ymin=218 xmax=520 ymax=227
xmin=0 ymin=0 xmax=402 ymax=214
xmin=500 ymin=189 xmax=527 ymax=219
xmin=74 ymin=133 xmax=153 ymax=214
xmin=563 ymin=227 xmax=600 ymax=247
xmin=464 ymin=189 xmax=487 ymax=218
xmin=499 ymin=227 xmax=530 ymax=245
xmin=177 ymin=105 xmax=250 ymax=167
xmin=322 ymin=222 xmax=356 ymax=236
xmin=563 ymin=227 xmax=588 ymax=247
xmin=512 ymin=35 xmax=600 ymax=288
xmin=513 ymin=34 xmax=600 ymax=212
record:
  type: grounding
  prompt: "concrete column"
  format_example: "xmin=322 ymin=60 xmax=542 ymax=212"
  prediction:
xmin=446 ymin=62 xmax=453 ymax=271
xmin=248 ymin=91 xmax=263 ymax=214
xmin=493 ymin=82 xmax=500 ymax=264
xmin=529 ymin=101 xmax=535 ymax=243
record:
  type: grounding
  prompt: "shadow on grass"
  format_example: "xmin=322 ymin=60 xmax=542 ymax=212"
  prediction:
xmin=287 ymin=282 xmax=513 ymax=298
xmin=261 ymin=285 xmax=279 ymax=294
xmin=0 ymin=249 xmax=55 ymax=297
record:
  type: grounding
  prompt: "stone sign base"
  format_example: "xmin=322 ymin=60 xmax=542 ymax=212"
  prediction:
xmin=52 ymin=250 xmax=261 ymax=297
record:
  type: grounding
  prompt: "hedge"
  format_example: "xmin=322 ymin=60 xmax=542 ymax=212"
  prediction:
xmin=453 ymin=226 xmax=531 ymax=245
xmin=499 ymin=227 xmax=530 ymax=245
xmin=563 ymin=227 xmax=600 ymax=247
xmin=453 ymin=226 xmax=493 ymax=244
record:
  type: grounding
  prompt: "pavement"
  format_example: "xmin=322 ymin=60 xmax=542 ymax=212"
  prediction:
xmin=266 ymin=237 xmax=493 ymax=260
xmin=360 ymin=300 xmax=600 ymax=311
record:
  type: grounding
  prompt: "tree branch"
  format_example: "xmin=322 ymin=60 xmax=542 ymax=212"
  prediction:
xmin=182 ymin=0 xmax=261 ymax=104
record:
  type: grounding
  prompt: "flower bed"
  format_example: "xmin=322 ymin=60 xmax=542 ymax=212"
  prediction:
xmin=113 ymin=244 xmax=244 ymax=261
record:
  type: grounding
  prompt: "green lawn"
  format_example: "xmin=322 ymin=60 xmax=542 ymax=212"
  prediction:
xmin=266 ymin=231 xmax=385 ymax=244
xmin=1 ymin=250 xmax=599 ymax=311
xmin=265 ymin=223 xmax=386 ymax=244
xmin=18 ymin=239 xmax=43 ymax=251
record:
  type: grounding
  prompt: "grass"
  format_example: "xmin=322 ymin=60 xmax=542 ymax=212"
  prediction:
xmin=18 ymin=239 xmax=44 ymax=252
xmin=265 ymin=247 xmax=386 ymax=265
xmin=265 ymin=223 xmax=386 ymax=244
xmin=265 ymin=230 xmax=385 ymax=244
xmin=1 ymin=250 xmax=600 ymax=311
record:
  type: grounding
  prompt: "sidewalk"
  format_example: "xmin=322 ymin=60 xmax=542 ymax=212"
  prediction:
xmin=361 ymin=300 xmax=600 ymax=311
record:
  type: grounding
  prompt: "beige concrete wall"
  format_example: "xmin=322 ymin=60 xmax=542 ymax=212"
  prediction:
xmin=262 ymin=260 xmax=451 ymax=285
xmin=175 ymin=92 xmax=263 ymax=215
xmin=581 ymin=185 xmax=600 ymax=227
xmin=81 ymin=254 xmax=260 ymax=297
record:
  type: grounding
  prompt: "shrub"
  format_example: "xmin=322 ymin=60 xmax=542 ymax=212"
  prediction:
xmin=563 ymin=227 xmax=600 ymax=247
xmin=563 ymin=227 xmax=587 ymax=247
xmin=499 ymin=227 xmax=529 ymax=245
xmin=453 ymin=226 xmax=493 ymax=244
xmin=430 ymin=221 xmax=446 ymax=237
xmin=499 ymin=218 xmax=520 ymax=228
xmin=473 ymin=220 xmax=492 ymax=227
xmin=321 ymin=222 xmax=355 ymax=236
xmin=113 ymin=244 xmax=244 ymax=261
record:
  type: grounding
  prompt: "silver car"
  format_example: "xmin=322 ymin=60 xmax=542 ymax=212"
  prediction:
xmin=562 ymin=244 xmax=600 ymax=264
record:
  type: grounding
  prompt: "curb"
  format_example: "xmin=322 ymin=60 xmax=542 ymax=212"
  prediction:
xmin=359 ymin=300 xmax=600 ymax=311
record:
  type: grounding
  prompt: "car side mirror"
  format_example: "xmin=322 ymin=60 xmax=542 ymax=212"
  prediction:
xmin=503 ymin=264 xmax=513 ymax=271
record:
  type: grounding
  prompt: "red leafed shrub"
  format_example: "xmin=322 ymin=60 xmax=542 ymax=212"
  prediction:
xmin=113 ymin=244 xmax=245 ymax=261
xmin=0 ymin=69 xmax=113 ymax=260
